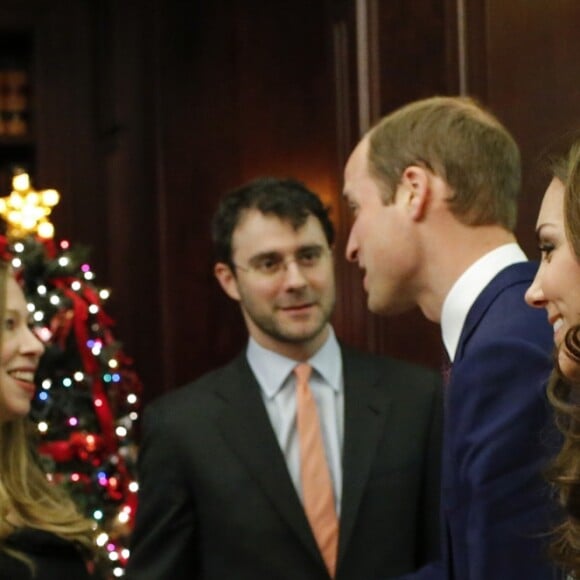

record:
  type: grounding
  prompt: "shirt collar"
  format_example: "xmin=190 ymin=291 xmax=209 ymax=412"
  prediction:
xmin=441 ymin=243 xmax=527 ymax=361
xmin=247 ymin=327 xmax=341 ymax=400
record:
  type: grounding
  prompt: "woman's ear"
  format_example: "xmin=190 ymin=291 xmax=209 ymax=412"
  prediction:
xmin=214 ymin=262 xmax=241 ymax=301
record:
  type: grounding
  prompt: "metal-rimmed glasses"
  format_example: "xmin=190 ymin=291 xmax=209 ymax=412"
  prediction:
xmin=233 ymin=245 xmax=329 ymax=279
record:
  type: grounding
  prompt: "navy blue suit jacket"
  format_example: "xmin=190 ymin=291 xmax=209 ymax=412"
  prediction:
xmin=401 ymin=261 xmax=557 ymax=580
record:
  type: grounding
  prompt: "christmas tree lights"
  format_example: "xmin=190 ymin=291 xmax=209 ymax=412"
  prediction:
xmin=2 ymin=173 xmax=142 ymax=579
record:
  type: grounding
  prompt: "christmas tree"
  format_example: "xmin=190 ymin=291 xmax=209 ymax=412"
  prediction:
xmin=0 ymin=172 xmax=142 ymax=579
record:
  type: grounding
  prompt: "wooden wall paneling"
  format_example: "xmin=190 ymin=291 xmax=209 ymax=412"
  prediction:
xmin=34 ymin=1 xmax=106 ymax=271
xmin=330 ymin=1 xmax=368 ymax=353
xmin=328 ymin=0 xmax=386 ymax=359
xmin=328 ymin=0 xmax=451 ymax=369
xmin=0 ymin=1 xmax=104 ymax=265
xmin=490 ymin=0 xmax=580 ymax=257
xmin=374 ymin=0 xmax=452 ymax=114
xmin=233 ymin=0 xmax=343 ymax=363
xmin=0 ymin=2 xmax=164 ymax=403
xmin=462 ymin=0 xmax=580 ymax=257
xmin=92 ymin=0 xmax=163 ymax=404
xmin=370 ymin=0 xmax=453 ymax=369
xmin=234 ymin=2 xmax=337 ymax=187
xmin=233 ymin=0 xmax=345 ymax=348
xmin=148 ymin=0 xmax=344 ymax=394
xmin=0 ymin=4 xmax=37 ymax=199
xmin=459 ymin=0 xmax=488 ymax=98
xmin=149 ymin=0 xmax=245 ymax=394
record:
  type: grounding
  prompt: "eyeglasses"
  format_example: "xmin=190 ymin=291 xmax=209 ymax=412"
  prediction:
xmin=233 ymin=245 xmax=329 ymax=278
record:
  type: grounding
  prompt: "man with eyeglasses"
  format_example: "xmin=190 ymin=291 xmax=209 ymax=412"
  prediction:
xmin=127 ymin=177 xmax=442 ymax=579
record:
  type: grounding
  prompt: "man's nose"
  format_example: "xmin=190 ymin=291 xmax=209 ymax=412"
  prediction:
xmin=345 ymin=230 xmax=358 ymax=262
xmin=282 ymin=260 xmax=308 ymax=287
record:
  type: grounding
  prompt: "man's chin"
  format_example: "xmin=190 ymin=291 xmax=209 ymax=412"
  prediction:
xmin=368 ymin=294 xmax=408 ymax=317
xmin=279 ymin=325 xmax=327 ymax=345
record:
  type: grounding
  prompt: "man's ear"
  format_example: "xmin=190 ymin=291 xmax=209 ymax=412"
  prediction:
xmin=214 ymin=262 xmax=241 ymax=301
xmin=401 ymin=165 xmax=430 ymax=221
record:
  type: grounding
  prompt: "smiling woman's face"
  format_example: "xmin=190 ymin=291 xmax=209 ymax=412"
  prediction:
xmin=0 ymin=275 xmax=44 ymax=423
xmin=525 ymin=177 xmax=580 ymax=378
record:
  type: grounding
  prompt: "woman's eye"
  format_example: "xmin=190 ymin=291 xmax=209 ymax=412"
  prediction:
xmin=538 ymin=243 xmax=555 ymax=260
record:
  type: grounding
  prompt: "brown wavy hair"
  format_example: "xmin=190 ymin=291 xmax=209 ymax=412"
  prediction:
xmin=544 ymin=137 xmax=580 ymax=574
xmin=0 ymin=262 xmax=96 ymax=573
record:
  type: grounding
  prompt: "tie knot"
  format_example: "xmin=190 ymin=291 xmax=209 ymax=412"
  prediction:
xmin=294 ymin=362 xmax=312 ymax=383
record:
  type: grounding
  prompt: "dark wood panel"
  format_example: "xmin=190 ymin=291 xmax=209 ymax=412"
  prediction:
xmin=374 ymin=0 xmax=452 ymax=114
xmin=149 ymin=0 xmax=343 ymax=392
xmin=149 ymin=0 xmax=246 ymax=394
xmin=0 ymin=1 xmax=165 ymax=403
xmin=328 ymin=0 xmax=450 ymax=370
xmin=0 ymin=1 xmax=104 ymax=264
xmin=35 ymin=2 xmax=105 ymax=268
xmin=370 ymin=0 xmax=451 ymax=368
xmin=6 ymin=0 xmax=578 ymax=402
xmin=92 ymin=0 xmax=163 ymax=403
xmin=466 ymin=0 xmax=580 ymax=256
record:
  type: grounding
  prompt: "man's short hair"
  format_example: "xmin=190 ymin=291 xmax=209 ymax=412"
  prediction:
xmin=211 ymin=177 xmax=335 ymax=267
xmin=368 ymin=95 xmax=521 ymax=230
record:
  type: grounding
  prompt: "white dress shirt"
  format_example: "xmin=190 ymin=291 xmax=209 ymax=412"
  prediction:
xmin=246 ymin=327 xmax=344 ymax=514
xmin=441 ymin=243 xmax=527 ymax=362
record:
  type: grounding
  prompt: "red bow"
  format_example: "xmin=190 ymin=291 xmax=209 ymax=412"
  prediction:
xmin=0 ymin=235 xmax=11 ymax=262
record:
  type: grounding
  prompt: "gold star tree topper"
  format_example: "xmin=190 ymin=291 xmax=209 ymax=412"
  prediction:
xmin=0 ymin=171 xmax=60 ymax=239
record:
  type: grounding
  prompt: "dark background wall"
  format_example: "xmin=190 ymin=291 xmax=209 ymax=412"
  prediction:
xmin=1 ymin=0 xmax=579 ymax=405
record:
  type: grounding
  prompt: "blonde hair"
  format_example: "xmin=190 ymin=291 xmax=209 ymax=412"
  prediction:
xmin=0 ymin=262 xmax=95 ymax=569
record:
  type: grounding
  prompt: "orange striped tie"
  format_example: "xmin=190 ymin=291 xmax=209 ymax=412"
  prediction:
xmin=295 ymin=363 xmax=339 ymax=578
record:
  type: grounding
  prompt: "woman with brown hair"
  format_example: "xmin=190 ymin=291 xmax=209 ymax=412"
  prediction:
xmin=526 ymin=136 xmax=580 ymax=575
xmin=0 ymin=255 xmax=96 ymax=578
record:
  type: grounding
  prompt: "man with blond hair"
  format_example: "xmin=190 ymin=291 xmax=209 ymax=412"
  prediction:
xmin=343 ymin=96 xmax=555 ymax=579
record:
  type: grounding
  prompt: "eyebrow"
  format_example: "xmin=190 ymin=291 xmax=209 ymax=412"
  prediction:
xmin=248 ymin=251 xmax=279 ymax=263
xmin=535 ymin=223 xmax=552 ymax=235
xmin=248 ymin=244 xmax=324 ymax=261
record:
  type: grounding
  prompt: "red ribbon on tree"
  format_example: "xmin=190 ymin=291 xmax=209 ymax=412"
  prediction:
xmin=0 ymin=235 xmax=12 ymax=262
xmin=52 ymin=278 xmax=117 ymax=453
xmin=38 ymin=432 xmax=105 ymax=463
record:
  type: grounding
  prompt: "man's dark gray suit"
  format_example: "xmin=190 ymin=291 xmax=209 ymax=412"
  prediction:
xmin=127 ymin=344 xmax=442 ymax=579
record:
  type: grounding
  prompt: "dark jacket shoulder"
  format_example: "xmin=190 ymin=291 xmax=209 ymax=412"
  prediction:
xmin=1 ymin=528 xmax=92 ymax=580
xmin=341 ymin=343 xmax=441 ymax=393
xmin=149 ymin=346 xmax=441 ymax=422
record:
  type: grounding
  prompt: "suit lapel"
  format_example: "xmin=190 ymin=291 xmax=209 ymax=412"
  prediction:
xmin=338 ymin=347 xmax=392 ymax=562
xmin=213 ymin=355 xmax=322 ymax=563
xmin=456 ymin=262 xmax=536 ymax=361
